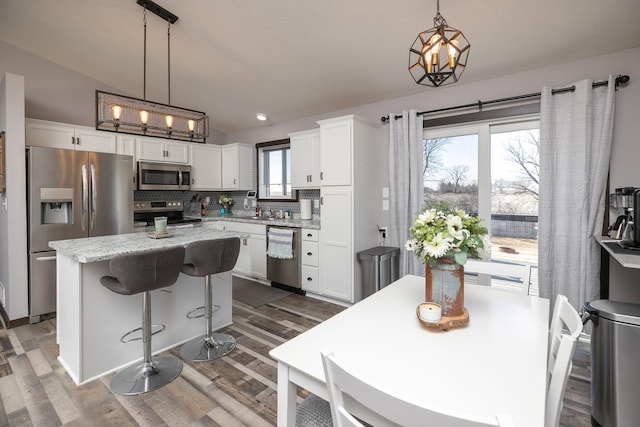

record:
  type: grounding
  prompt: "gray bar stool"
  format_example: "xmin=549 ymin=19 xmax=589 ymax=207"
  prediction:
xmin=100 ymin=246 xmax=185 ymax=395
xmin=181 ymin=237 xmax=240 ymax=362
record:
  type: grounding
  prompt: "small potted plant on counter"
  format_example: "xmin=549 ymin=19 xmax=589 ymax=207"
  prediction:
xmin=218 ymin=195 xmax=233 ymax=214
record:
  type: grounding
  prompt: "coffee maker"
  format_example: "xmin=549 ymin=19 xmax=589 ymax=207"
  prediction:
xmin=609 ymin=187 xmax=636 ymax=239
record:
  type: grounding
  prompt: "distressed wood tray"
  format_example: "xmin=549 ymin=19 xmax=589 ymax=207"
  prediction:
xmin=416 ymin=306 xmax=469 ymax=331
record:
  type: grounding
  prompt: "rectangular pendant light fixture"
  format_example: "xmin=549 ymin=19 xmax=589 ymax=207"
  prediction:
xmin=96 ymin=90 xmax=209 ymax=143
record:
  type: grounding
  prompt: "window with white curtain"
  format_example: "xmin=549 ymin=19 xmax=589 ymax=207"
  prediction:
xmin=423 ymin=116 xmax=540 ymax=294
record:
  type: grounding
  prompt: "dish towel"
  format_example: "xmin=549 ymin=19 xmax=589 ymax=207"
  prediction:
xmin=267 ymin=228 xmax=294 ymax=259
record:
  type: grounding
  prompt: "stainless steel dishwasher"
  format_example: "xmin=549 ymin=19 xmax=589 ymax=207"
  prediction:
xmin=266 ymin=225 xmax=302 ymax=292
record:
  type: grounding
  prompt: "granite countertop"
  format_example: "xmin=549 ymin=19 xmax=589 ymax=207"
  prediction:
xmin=49 ymin=228 xmax=248 ymax=264
xmin=193 ymin=214 xmax=321 ymax=230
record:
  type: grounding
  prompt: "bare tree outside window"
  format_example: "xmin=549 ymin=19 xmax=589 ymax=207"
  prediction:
xmin=504 ymin=130 xmax=539 ymax=199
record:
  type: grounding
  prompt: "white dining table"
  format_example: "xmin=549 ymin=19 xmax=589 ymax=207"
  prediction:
xmin=269 ymin=274 xmax=550 ymax=427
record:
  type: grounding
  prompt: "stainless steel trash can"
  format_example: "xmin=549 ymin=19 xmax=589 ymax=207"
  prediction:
xmin=584 ymin=300 xmax=640 ymax=427
xmin=357 ymin=246 xmax=400 ymax=298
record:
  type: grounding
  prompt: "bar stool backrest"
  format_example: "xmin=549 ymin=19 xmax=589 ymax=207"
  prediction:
xmin=103 ymin=246 xmax=186 ymax=295
xmin=182 ymin=237 xmax=241 ymax=277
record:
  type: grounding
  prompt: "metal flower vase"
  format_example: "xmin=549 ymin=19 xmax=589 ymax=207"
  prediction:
xmin=425 ymin=258 xmax=464 ymax=317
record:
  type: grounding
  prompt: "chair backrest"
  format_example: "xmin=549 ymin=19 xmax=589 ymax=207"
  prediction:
xmin=101 ymin=246 xmax=186 ymax=295
xmin=182 ymin=237 xmax=241 ymax=277
xmin=546 ymin=295 xmax=583 ymax=427
xmin=464 ymin=260 xmax=532 ymax=295
xmin=321 ymin=349 xmax=513 ymax=427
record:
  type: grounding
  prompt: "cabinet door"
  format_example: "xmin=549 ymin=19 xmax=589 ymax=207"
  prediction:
xmin=221 ymin=145 xmax=238 ymax=189
xmin=74 ymin=127 xmax=117 ymax=153
xmin=164 ymin=140 xmax=189 ymax=163
xmin=234 ymin=236 xmax=252 ymax=277
xmin=26 ymin=119 xmax=75 ymax=149
xmin=320 ymin=187 xmax=353 ymax=302
xmin=136 ymin=137 xmax=166 ymax=161
xmin=290 ymin=130 xmax=321 ymax=189
xmin=190 ymin=144 xmax=221 ymax=190
xmin=320 ymin=119 xmax=351 ymax=186
xmin=248 ymin=234 xmax=267 ymax=279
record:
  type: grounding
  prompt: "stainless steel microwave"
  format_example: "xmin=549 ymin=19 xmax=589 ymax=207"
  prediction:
xmin=137 ymin=161 xmax=191 ymax=191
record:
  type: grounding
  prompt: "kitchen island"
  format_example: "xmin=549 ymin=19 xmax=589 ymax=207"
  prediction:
xmin=49 ymin=227 xmax=246 ymax=385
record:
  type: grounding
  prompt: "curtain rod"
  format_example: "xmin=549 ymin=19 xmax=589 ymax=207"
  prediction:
xmin=380 ymin=74 xmax=630 ymax=123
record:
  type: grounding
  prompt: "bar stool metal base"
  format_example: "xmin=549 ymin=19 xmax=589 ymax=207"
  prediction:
xmin=110 ymin=355 xmax=183 ymax=395
xmin=180 ymin=333 xmax=237 ymax=362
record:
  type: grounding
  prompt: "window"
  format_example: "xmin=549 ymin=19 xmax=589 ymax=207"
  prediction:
xmin=423 ymin=116 xmax=540 ymax=294
xmin=256 ymin=139 xmax=297 ymax=201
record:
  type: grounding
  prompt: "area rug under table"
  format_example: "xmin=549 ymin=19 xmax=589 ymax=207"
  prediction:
xmin=232 ymin=276 xmax=292 ymax=308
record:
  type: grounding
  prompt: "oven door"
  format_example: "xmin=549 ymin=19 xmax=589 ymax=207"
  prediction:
xmin=137 ymin=162 xmax=191 ymax=190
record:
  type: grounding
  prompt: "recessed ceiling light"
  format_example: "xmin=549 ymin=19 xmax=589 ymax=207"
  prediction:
xmin=256 ymin=113 xmax=268 ymax=121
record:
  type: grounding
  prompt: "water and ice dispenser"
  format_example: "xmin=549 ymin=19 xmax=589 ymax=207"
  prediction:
xmin=40 ymin=188 xmax=73 ymax=224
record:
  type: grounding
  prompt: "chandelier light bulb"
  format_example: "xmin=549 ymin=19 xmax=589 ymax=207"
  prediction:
xmin=447 ymin=39 xmax=459 ymax=68
xmin=112 ymin=105 xmax=122 ymax=121
xmin=188 ymin=119 xmax=195 ymax=132
xmin=165 ymin=114 xmax=173 ymax=128
xmin=140 ymin=110 xmax=149 ymax=124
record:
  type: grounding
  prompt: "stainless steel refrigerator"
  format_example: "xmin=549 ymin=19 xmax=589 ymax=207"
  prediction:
xmin=27 ymin=146 xmax=134 ymax=322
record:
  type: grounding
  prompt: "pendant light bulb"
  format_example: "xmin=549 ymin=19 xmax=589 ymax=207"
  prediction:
xmin=112 ymin=105 xmax=122 ymax=121
xmin=188 ymin=119 xmax=195 ymax=132
xmin=447 ymin=39 xmax=459 ymax=69
xmin=140 ymin=110 xmax=149 ymax=124
xmin=165 ymin=114 xmax=173 ymax=128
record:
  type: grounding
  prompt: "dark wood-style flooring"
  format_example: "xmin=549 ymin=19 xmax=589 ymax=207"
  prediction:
xmin=0 ymin=290 xmax=591 ymax=426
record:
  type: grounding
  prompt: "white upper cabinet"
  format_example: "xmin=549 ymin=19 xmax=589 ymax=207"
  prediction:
xmin=136 ymin=136 xmax=189 ymax=163
xmin=26 ymin=118 xmax=117 ymax=154
xmin=190 ymin=143 xmax=222 ymax=190
xmin=222 ymin=143 xmax=253 ymax=190
xmin=290 ymin=129 xmax=320 ymax=189
xmin=318 ymin=117 xmax=353 ymax=186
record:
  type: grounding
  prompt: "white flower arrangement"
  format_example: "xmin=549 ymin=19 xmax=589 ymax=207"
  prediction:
xmin=218 ymin=195 xmax=233 ymax=205
xmin=406 ymin=205 xmax=487 ymax=266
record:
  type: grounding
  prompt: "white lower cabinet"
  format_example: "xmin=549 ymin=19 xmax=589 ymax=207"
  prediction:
xmin=224 ymin=222 xmax=267 ymax=280
xmin=301 ymin=229 xmax=320 ymax=293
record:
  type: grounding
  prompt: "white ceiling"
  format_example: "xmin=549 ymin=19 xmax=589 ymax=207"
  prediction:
xmin=0 ymin=0 xmax=639 ymax=134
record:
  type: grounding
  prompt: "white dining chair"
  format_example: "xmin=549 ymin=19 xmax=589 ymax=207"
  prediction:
xmin=546 ymin=295 xmax=583 ymax=427
xmin=311 ymin=349 xmax=514 ymax=427
xmin=463 ymin=260 xmax=533 ymax=295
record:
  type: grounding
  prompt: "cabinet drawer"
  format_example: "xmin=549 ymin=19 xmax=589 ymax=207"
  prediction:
xmin=225 ymin=221 xmax=266 ymax=235
xmin=302 ymin=241 xmax=319 ymax=266
xmin=301 ymin=265 xmax=319 ymax=293
xmin=302 ymin=229 xmax=319 ymax=242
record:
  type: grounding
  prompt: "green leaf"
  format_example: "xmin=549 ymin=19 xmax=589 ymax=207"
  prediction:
xmin=455 ymin=251 xmax=468 ymax=265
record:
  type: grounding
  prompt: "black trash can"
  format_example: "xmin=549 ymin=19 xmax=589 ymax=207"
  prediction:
xmin=584 ymin=300 xmax=640 ymax=427
xmin=357 ymin=246 xmax=400 ymax=298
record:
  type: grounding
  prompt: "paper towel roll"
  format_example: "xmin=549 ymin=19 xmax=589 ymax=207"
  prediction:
xmin=300 ymin=199 xmax=312 ymax=220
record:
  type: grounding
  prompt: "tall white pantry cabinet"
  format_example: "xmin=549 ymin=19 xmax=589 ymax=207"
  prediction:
xmin=317 ymin=115 xmax=386 ymax=303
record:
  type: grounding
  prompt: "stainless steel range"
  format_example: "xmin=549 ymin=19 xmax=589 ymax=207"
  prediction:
xmin=134 ymin=200 xmax=201 ymax=227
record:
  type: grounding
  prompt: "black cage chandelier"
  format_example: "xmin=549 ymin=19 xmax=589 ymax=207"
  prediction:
xmin=96 ymin=0 xmax=209 ymax=143
xmin=408 ymin=0 xmax=470 ymax=87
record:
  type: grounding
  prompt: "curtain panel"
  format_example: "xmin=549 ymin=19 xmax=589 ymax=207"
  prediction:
xmin=388 ymin=110 xmax=424 ymax=277
xmin=538 ymin=76 xmax=616 ymax=311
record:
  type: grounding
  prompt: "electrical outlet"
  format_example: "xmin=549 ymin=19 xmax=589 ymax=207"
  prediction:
xmin=382 ymin=187 xmax=389 ymax=198
xmin=382 ymin=200 xmax=389 ymax=211
xmin=378 ymin=227 xmax=388 ymax=239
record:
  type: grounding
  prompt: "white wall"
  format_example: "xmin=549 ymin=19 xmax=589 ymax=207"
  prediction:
xmin=0 ymin=73 xmax=28 ymax=320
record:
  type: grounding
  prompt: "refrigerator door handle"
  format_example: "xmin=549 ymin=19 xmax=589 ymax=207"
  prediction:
xmin=90 ymin=163 xmax=97 ymax=231
xmin=81 ymin=163 xmax=88 ymax=231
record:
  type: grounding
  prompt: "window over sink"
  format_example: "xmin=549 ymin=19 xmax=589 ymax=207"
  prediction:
xmin=256 ymin=139 xmax=297 ymax=201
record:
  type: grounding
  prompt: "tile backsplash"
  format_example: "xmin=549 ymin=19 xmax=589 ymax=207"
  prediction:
xmin=134 ymin=188 xmax=321 ymax=218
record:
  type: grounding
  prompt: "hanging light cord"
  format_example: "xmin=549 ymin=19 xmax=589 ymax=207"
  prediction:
xmin=143 ymin=6 xmax=147 ymax=101
xmin=167 ymin=20 xmax=171 ymax=106
xmin=433 ymin=0 xmax=447 ymax=27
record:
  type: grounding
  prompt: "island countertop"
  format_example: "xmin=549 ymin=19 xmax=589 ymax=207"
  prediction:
xmin=49 ymin=228 xmax=247 ymax=263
